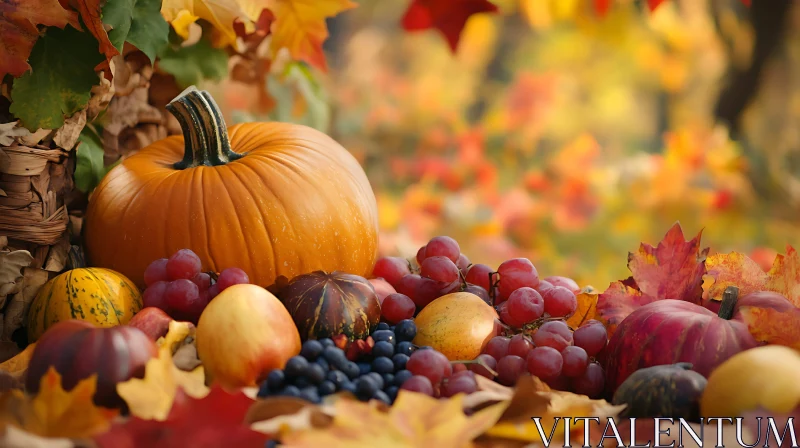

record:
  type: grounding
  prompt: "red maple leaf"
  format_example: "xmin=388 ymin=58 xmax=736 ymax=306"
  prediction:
xmin=400 ymin=0 xmax=499 ymax=52
xmin=94 ymin=387 xmax=267 ymax=448
xmin=597 ymin=222 xmax=709 ymax=336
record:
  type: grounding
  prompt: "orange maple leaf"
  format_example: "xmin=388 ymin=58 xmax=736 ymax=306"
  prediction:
xmin=738 ymin=307 xmax=800 ymax=350
xmin=597 ymin=223 xmax=709 ymax=336
xmin=70 ymin=0 xmax=120 ymax=80
xmin=266 ymin=0 xmax=357 ymax=72
xmin=0 ymin=0 xmax=78 ymax=78
xmin=704 ymin=246 xmax=800 ymax=307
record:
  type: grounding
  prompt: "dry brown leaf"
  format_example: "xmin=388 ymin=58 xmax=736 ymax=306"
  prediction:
xmin=0 ymin=343 xmax=36 ymax=380
xmin=43 ymin=236 xmax=71 ymax=273
xmin=463 ymin=375 xmax=515 ymax=411
xmin=3 ymin=268 xmax=49 ymax=340
xmin=0 ymin=425 xmax=76 ymax=448
xmin=247 ymin=396 xmax=332 ymax=436
xmin=172 ymin=343 xmax=201 ymax=371
xmin=52 ymin=111 xmax=86 ymax=150
xmin=0 ymin=249 xmax=33 ymax=297
xmin=0 ymin=148 xmax=9 ymax=172
xmin=18 ymin=129 xmax=54 ymax=146
xmin=0 ymin=122 xmax=31 ymax=146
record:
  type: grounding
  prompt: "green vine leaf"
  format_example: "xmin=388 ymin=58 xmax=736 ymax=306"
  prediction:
xmin=74 ymin=127 xmax=116 ymax=193
xmin=9 ymin=26 xmax=104 ymax=131
xmin=157 ymin=38 xmax=229 ymax=88
xmin=103 ymin=0 xmax=169 ymax=63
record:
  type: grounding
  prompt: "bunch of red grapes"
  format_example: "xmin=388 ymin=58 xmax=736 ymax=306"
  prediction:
xmin=141 ymin=249 xmax=250 ymax=322
xmin=401 ymin=348 xmax=480 ymax=398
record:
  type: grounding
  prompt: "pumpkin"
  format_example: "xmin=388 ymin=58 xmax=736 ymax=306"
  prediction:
xmin=277 ymin=271 xmax=380 ymax=340
xmin=702 ymin=290 xmax=794 ymax=317
xmin=26 ymin=268 xmax=142 ymax=342
xmin=700 ymin=345 xmax=800 ymax=418
xmin=604 ymin=287 xmax=758 ymax=396
xmin=83 ymin=87 xmax=379 ymax=289
xmin=612 ymin=363 xmax=707 ymax=421
xmin=25 ymin=320 xmax=157 ymax=409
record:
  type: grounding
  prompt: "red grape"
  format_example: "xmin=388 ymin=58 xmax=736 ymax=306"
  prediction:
xmin=545 ymin=275 xmax=580 ymax=294
xmin=415 ymin=277 xmax=447 ymax=308
xmin=407 ymin=349 xmax=452 ymax=385
xmin=425 ymin=236 xmax=460 ymax=263
xmin=416 ymin=246 xmax=427 ymax=265
xmin=165 ymin=279 xmax=204 ymax=317
xmin=533 ymin=320 xmax=573 ymax=351
xmin=561 ymin=346 xmax=589 ymax=377
xmin=191 ymin=272 xmax=211 ymax=291
xmin=507 ymin=334 xmax=534 ymax=358
xmin=166 ymin=249 xmax=202 ymax=280
xmin=143 ymin=281 xmax=169 ymax=310
xmin=573 ymin=320 xmax=608 ymax=357
xmin=535 ymin=279 xmax=554 ymax=296
xmin=545 ymin=375 xmax=571 ymax=391
xmin=572 ymin=362 xmax=605 ymax=398
xmin=543 ymin=286 xmax=577 ymax=318
xmin=464 ymin=284 xmax=490 ymax=304
xmin=482 ymin=336 xmax=510 ymax=360
xmin=396 ymin=274 xmax=421 ymax=299
xmin=469 ymin=354 xmax=497 ymax=379
xmin=505 ymin=287 xmax=544 ymax=326
xmin=465 ymin=264 xmax=493 ymax=291
xmin=456 ymin=253 xmax=471 ymax=272
xmin=452 ymin=363 xmax=468 ymax=374
xmin=382 ymin=293 xmax=416 ymax=324
xmin=439 ymin=279 xmax=461 ymax=296
xmin=401 ymin=375 xmax=434 ymax=396
xmin=216 ymin=267 xmax=249 ymax=291
xmin=208 ymin=283 xmax=220 ymax=299
xmin=421 ymin=256 xmax=459 ymax=283
xmin=526 ymin=346 xmax=563 ymax=379
xmin=497 ymin=258 xmax=539 ymax=300
xmin=442 ymin=373 xmax=478 ymax=397
xmin=496 ymin=355 xmax=526 ymax=386
xmin=144 ymin=258 xmax=169 ymax=286
xmin=497 ymin=302 xmax=513 ymax=326
xmin=373 ymin=257 xmax=411 ymax=287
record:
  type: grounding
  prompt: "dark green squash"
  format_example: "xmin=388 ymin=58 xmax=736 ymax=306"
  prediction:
xmin=612 ymin=363 xmax=707 ymax=422
xmin=277 ymin=271 xmax=380 ymax=341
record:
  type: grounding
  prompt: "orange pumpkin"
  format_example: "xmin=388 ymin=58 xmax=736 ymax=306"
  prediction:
xmin=84 ymin=87 xmax=379 ymax=288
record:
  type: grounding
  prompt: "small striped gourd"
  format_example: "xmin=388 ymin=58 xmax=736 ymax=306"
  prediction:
xmin=26 ymin=268 xmax=142 ymax=342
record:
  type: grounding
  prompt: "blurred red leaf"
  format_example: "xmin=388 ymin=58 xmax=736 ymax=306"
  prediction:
xmin=648 ymin=0 xmax=666 ymax=12
xmin=705 ymin=246 xmax=800 ymax=307
xmin=594 ymin=0 xmax=611 ymax=16
xmin=400 ymin=0 xmax=498 ymax=52
xmin=738 ymin=306 xmax=800 ymax=349
xmin=597 ymin=223 xmax=709 ymax=336
xmin=94 ymin=387 xmax=267 ymax=448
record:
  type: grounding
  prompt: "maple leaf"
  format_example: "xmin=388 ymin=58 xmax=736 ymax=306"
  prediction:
xmin=281 ymin=392 xmax=506 ymax=447
xmin=161 ymin=0 xmax=252 ymax=48
xmin=266 ymin=0 xmax=357 ymax=72
xmin=597 ymin=223 xmax=708 ymax=336
xmin=566 ymin=288 xmax=598 ymax=329
xmin=116 ymin=345 xmax=208 ymax=421
xmin=0 ymin=342 xmax=36 ymax=381
xmin=0 ymin=367 xmax=118 ymax=438
xmin=95 ymin=386 xmax=267 ymax=448
xmin=738 ymin=307 xmax=800 ymax=350
xmin=0 ymin=0 xmax=77 ymax=79
xmin=401 ymin=0 xmax=499 ymax=53
xmin=704 ymin=246 xmax=800 ymax=307
xmin=247 ymin=396 xmax=333 ymax=437
xmin=70 ymin=0 xmax=120 ymax=75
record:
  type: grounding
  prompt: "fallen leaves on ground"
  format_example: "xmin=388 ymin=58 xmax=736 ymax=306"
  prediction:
xmin=597 ymin=223 xmax=708 ymax=336
xmin=116 ymin=345 xmax=208 ymax=421
xmin=704 ymin=246 xmax=800 ymax=307
xmin=401 ymin=0 xmax=499 ymax=52
xmin=94 ymin=386 xmax=267 ymax=448
xmin=0 ymin=367 xmax=117 ymax=438
xmin=280 ymin=391 xmax=506 ymax=447
xmin=738 ymin=306 xmax=800 ymax=349
xmin=566 ymin=287 xmax=598 ymax=328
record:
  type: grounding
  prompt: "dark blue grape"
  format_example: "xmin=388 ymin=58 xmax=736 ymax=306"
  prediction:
xmin=284 ymin=356 xmax=309 ymax=377
xmin=381 ymin=373 xmax=395 ymax=388
xmin=372 ymin=330 xmax=396 ymax=345
xmin=373 ymin=390 xmax=391 ymax=405
xmin=355 ymin=377 xmax=378 ymax=400
xmin=367 ymin=372 xmax=384 ymax=389
xmin=282 ymin=385 xmax=301 ymax=397
xmin=265 ymin=439 xmax=278 ymax=448
xmin=386 ymin=386 xmax=399 ymax=401
xmin=372 ymin=356 xmax=394 ymax=374
xmin=300 ymin=340 xmax=324 ymax=360
xmin=257 ymin=382 xmax=270 ymax=398
xmin=293 ymin=377 xmax=311 ymax=388
xmin=357 ymin=362 xmax=372 ymax=376
xmin=376 ymin=322 xmax=391 ymax=331
xmin=307 ymin=363 xmax=326 ymax=384
xmin=320 ymin=338 xmax=334 ymax=347
xmin=394 ymin=369 xmax=413 ymax=386
xmin=300 ymin=386 xmax=321 ymax=403
xmin=418 ymin=345 xmax=434 ymax=351
xmin=266 ymin=369 xmax=286 ymax=391
xmin=343 ymin=362 xmax=360 ymax=379
xmin=341 ymin=381 xmax=357 ymax=395
xmin=315 ymin=357 xmax=330 ymax=371
xmin=326 ymin=370 xmax=348 ymax=388
xmin=395 ymin=341 xmax=415 ymax=356
xmin=322 ymin=346 xmax=349 ymax=370
xmin=392 ymin=353 xmax=409 ymax=370
xmin=318 ymin=380 xmax=336 ymax=396
xmin=372 ymin=341 xmax=394 ymax=358
xmin=394 ymin=319 xmax=417 ymax=341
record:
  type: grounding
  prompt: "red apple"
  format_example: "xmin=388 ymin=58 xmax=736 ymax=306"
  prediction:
xmin=196 ymin=284 xmax=301 ymax=388
xmin=369 ymin=277 xmax=397 ymax=305
xmin=128 ymin=307 xmax=177 ymax=340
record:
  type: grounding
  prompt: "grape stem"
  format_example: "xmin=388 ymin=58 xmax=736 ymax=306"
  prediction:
xmin=451 ymin=359 xmax=499 ymax=377
xmin=488 ymin=272 xmax=499 ymax=305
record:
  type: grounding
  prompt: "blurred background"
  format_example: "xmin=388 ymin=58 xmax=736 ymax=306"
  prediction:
xmin=212 ymin=0 xmax=800 ymax=289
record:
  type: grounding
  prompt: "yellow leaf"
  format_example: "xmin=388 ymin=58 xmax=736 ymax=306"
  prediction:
xmin=157 ymin=319 xmax=193 ymax=353
xmin=116 ymin=346 xmax=208 ymax=421
xmin=565 ymin=289 xmax=598 ymax=329
xmin=266 ymin=0 xmax=357 ymax=71
xmin=281 ymin=392 xmax=506 ymax=447
xmin=0 ymin=367 xmax=117 ymax=439
xmin=0 ymin=343 xmax=35 ymax=380
xmin=161 ymin=0 xmax=251 ymax=47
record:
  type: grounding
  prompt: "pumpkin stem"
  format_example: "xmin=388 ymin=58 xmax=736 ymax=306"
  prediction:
xmin=166 ymin=86 xmax=244 ymax=169
xmin=717 ymin=286 xmax=739 ymax=320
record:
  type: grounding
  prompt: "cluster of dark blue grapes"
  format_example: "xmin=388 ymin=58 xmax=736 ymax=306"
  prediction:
xmin=257 ymin=319 xmax=418 ymax=405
